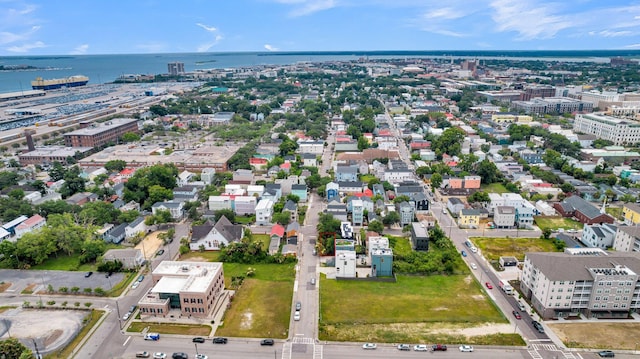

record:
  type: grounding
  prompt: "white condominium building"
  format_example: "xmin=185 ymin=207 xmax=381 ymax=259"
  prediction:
xmin=574 ymin=113 xmax=640 ymax=145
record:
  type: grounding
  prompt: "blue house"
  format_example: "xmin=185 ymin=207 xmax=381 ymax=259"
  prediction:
xmin=291 ymin=184 xmax=308 ymax=202
xmin=326 ymin=182 xmax=339 ymax=201
xmin=371 ymin=248 xmax=393 ymax=277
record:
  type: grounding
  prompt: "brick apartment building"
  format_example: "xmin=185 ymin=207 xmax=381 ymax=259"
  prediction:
xmin=64 ymin=118 xmax=139 ymax=148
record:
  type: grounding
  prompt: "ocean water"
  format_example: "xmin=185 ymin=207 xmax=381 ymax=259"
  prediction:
xmin=1 ymin=50 xmax=639 ymax=94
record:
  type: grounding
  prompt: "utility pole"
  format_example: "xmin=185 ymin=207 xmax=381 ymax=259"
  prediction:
xmin=32 ymin=338 xmax=41 ymax=359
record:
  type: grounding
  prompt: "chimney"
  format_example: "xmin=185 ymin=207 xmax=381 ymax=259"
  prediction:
xmin=24 ymin=129 xmax=36 ymax=151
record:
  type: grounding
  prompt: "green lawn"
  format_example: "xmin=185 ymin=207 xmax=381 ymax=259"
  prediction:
xmin=481 ymin=183 xmax=509 ymax=194
xmin=319 ymin=274 xmax=516 ymax=344
xmin=359 ymin=174 xmax=376 ymax=184
xmin=216 ymin=262 xmax=295 ymax=339
xmin=534 ymin=216 xmax=583 ymax=231
xmin=606 ymin=207 xmax=623 ymax=221
xmin=471 ymin=237 xmax=559 ymax=261
xmin=235 ymin=216 xmax=254 ymax=225
xmin=387 ymin=235 xmax=412 ymax=257
xmin=254 ymin=234 xmax=271 ymax=251
xmin=31 ymin=254 xmax=95 ymax=272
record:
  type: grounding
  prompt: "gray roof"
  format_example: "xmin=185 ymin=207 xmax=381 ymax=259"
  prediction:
xmin=625 ymin=203 xmax=640 ymax=214
xmin=337 ymin=165 xmax=357 ymax=174
xmin=617 ymin=225 xmax=640 ymax=240
xmin=461 ymin=208 xmax=481 ymax=216
xmin=291 ymin=184 xmax=307 ymax=191
xmin=336 ymin=181 xmax=363 ymax=188
xmin=214 ymin=215 xmax=243 ymax=243
xmin=448 ymin=197 xmax=464 ymax=205
xmin=497 ymin=206 xmax=515 ymax=214
xmin=191 ymin=224 xmax=214 ymax=241
xmin=283 ymin=200 xmax=298 ymax=212
xmin=127 ymin=216 xmax=146 ymax=228
xmin=561 ymin=195 xmax=603 ymax=219
xmin=525 ymin=252 xmax=640 ymax=281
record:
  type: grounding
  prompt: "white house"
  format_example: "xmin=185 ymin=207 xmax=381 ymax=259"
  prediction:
xmin=151 ymin=202 xmax=184 ymax=220
xmin=494 ymin=206 xmax=516 ymax=228
xmin=189 ymin=216 xmax=244 ymax=251
xmin=125 ymin=216 xmax=148 ymax=239
xmin=581 ymin=223 xmax=617 ymax=249
xmin=208 ymin=196 xmax=233 ymax=211
xmin=234 ymin=196 xmax=257 ymax=216
xmin=255 ymin=199 xmax=274 ymax=226
xmin=247 ymin=185 xmax=264 ymax=198
xmin=200 ymin=168 xmax=216 ymax=185
xmin=177 ymin=170 xmax=194 ymax=186
xmin=14 ymin=214 xmax=46 ymax=239
xmin=297 ymin=140 xmax=324 ymax=155
xmin=335 ymin=250 xmax=357 ymax=278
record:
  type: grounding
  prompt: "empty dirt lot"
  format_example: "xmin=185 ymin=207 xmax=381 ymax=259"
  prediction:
xmin=549 ymin=322 xmax=640 ymax=350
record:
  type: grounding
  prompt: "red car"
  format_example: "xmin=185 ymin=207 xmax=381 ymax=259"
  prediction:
xmin=432 ymin=344 xmax=447 ymax=351
xmin=485 ymin=282 xmax=493 ymax=289
xmin=512 ymin=310 xmax=522 ymax=319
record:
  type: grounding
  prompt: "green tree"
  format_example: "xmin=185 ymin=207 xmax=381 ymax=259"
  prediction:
xmin=0 ymin=338 xmax=32 ymax=359
xmin=382 ymin=211 xmax=400 ymax=228
xmin=214 ymin=209 xmax=236 ymax=223
xmin=367 ymin=220 xmax=384 ymax=234
xmin=430 ymin=173 xmax=443 ymax=189
xmin=104 ymin=160 xmax=127 ymax=172
xmin=0 ymin=171 xmax=20 ymax=190
xmin=272 ymin=212 xmax=291 ymax=226
xmin=560 ymin=182 xmax=575 ymax=194
xmin=121 ymin=132 xmax=141 ymax=143
xmin=79 ymin=201 xmax=119 ymax=226
xmin=476 ymin=159 xmax=501 ymax=184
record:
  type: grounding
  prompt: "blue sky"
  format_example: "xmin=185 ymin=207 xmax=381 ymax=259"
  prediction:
xmin=1 ymin=0 xmax=640 ymax=55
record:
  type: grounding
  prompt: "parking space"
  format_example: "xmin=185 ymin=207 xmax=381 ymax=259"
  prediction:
xmin=0 ymin=269 xmax=125 ymax=293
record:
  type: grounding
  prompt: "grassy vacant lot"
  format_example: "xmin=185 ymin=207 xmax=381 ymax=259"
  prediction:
xmin=47 ymin=310 xmax=102 ymax=359
xmin=180 ymin=251 xmax=221 ymax=262
xmin=481 ymin=183 xmax=509 ymax=194
xmin=31 ymin=255 xmax=95 ymax=271
xmin=319 ymin=274 xmax=523 ymax=345
xmin=127 ymin=322 xmax=211 ymax=336
xmin=549 ymin=322 xmax=640 ymax=350
xmin=471 ymin=237 xmax=558 ymax=261
xmin=605 ymin=206 xmax=623 ymax=221
xmin=216 ymin=262 xmax=295 ymax=339
xmin=387 ymin=235 xmax=412 ymax=257
xmin=254 ymin=234 xmax=271 ymax=251
xmin=534 ymin=216 xmax=583 ymax=231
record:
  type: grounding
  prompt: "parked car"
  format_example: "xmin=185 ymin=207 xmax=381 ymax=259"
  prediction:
xmin=144 ymin=333 xmax=160 ymax=341
xmin=470 ymin=263 xmax=477 ymax=270
xmin=192 ymin=337 xmax=206 ymax=343
xmin=135 ymin=352 xmax=150 ymax=358
xmin=130 ymin=305 xmax=137 ymax=313
xmin=260 ymin=339 xmax=274 ymax=346
xmin=310 ymin=278 xmax=316 ymax=285
xmin=195 ymin=355 xmax=208 ymax=359
xmin=362 ymin=343 xmax=377 ymax=350
xmin=512 ymin=310 xmax=522 ymax=319
xmin=132 ymin=282 xmax=139 ymax=289
xmin=105 ymin=272 xmax=112 ymax=278
xmin=294 ymin=311 xmax=301 ymax=321
xmin=84 ymin=271 xmax=93 ymax=278
xmin=532 ymin=320 xmax=545 ymax=333
xmin=295 ymin=302 xmax=301 ymax=311
xmin=459 ymin=345 xmax=474 ymax=352
xmin=413 ymin=344 xmax=429 ymax=351
xmin=212 ymin=337 xmax=228 ymax=344
xmin=432 ymin=344 xmax=447 ymax=351
xmin=461 ymin=250 xmax=467 ymax=257
xmin=598 ymin=351 xmax=615 ymax=357
xmin=152 ymin=354 xmax=166 ymax=359
xmin=517 ymin=301 xmax=526 ymax=311
xmin=397 ymin=344 xmax=410 ymax=351
xmin=485 ymin=282 xmax=493 ymax=289
xmin=156 ymin=249 xmax=165 ymax=256
xmin=137 ymin=275 xmax=145 ymax=282
xmin=470 ymin=246 xmax=478 ymax=253
xmin=122 ymin=312 xmax=131 ymax=321
xmin=171 ymin=353 xmax=188 ymax=359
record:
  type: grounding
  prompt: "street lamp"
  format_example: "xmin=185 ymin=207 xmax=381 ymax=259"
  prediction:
xmin=194 ymin=343 xmax=199 ymax=355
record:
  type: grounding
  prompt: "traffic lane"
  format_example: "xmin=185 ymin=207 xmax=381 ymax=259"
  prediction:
xmin=322 ymin=344 xmax=528 ymax=359
xmin=124 ymin=338 xmax=284 ymax=359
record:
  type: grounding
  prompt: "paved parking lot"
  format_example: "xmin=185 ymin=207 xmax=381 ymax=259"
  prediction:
xmin=0 ymin=269 xmax=125 ymax=293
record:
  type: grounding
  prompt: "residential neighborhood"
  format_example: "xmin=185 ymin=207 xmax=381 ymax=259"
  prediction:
xmin=3 ymin=53 xmax=640 ymax=358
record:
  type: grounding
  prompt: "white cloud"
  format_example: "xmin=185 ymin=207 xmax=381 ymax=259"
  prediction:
xmin=7 ymin=40 xmax=45 ymax=53
xmin=70 ymin=44 xmax=89 ymax=55
xmin=196 ymin=23 xmax=217 ymax=32
xmin=197 ymin=35 xmax=223 ymax=52
xmin=596 ymin=30 xmax=633 ymax=38
xmin=624 ymin=43 xmax=640 ymax=48
xmin=490 ymin=0 xmax=572 ymax=40
xmin=423 ymin=7 xmax=464 ymax=20
xmin=264 ymin=44 xmax=279 ymax=51
xmin=275 ymin=0 xmax=337 ymax=17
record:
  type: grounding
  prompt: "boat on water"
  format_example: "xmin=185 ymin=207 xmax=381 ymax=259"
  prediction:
xmin=31 ymin=75 xmax=89 ymax=90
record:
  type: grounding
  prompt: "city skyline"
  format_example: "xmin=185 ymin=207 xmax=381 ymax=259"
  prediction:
xmin=1 ymin=0 xmax=640 ymax=56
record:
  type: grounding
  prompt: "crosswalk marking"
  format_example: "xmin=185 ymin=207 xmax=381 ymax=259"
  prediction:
xmin=562 ymin=352 xmax=576 ymax=359
xmin=281 ymin=342 xmax=291 ymax=359
xmin=313 ymin=344 xmax=323 ymax=359
xmin=532 ymin=344 xmax=559 ymax=351
xmin=292 ymin=336 xmax=314 ymax=344
xmin=528 ymin=350 xmax=543 ymax=359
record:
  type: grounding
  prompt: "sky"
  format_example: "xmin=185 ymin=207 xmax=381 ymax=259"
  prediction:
xmin=1 ymin=0 xmax=640 ymax=55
